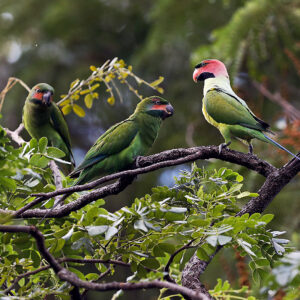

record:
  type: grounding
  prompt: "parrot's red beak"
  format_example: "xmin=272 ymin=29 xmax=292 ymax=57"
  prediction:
xmin=193 ymin=68 xmax=201 ymax=82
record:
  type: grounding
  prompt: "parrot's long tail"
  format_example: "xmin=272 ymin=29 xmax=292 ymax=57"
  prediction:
xmin=262 ymin=133 xmax=300 ymax=161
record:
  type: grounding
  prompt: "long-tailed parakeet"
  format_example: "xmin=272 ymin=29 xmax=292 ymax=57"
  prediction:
xmin=193 ymin=59 xmax=300 ymax=160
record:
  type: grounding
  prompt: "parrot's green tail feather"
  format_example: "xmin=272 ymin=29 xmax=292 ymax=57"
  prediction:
xmin=262 ymin=133 xmax=300 ymax=161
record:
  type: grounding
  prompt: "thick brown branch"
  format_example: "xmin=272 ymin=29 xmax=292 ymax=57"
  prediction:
xmin=181 ymin=156 xmax=300 ymax=293
xmin=58 ymin=270 xmax=210 ymax=300
xmin=14 ymin=146 xmax=275 ymax=218
xmin=32 ymin=146 xmax=275 ymax=200
xmin=0 ymin=225 xmax=62 ymax=273
xmin=4 ymin=257 xmax=130 ymax=294
xmin=0 ymin=225 xmax=209 ymax=300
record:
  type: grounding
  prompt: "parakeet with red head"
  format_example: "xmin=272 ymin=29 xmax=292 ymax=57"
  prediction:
xmin=193 ymin=59 xmax=300 ymax=160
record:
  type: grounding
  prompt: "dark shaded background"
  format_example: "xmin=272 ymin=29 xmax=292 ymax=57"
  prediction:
xmin=1 ymin=0 xmax=299 ymax=298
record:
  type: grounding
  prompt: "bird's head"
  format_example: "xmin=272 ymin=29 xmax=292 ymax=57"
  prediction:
xmin=136 ymin=96 xmax=174 ymax=120
xmin=193 ymin=59 xmax=229 ymax=82
xmin=28 ymin=83 xmax=55 ymax=107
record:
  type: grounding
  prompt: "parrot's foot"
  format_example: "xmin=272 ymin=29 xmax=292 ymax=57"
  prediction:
xmin=135 ymin=156 xmax=143 ymax=168
xmin=248 ymin=144 xmax=253 ymax=154
xmin=218 ymin=141 xmax=231 ymax=154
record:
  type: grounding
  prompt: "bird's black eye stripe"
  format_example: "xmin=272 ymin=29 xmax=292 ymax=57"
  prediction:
xmin=194 ymin=62 xmax=209 ymax=69
xmin=36 ymin=89 xmax=42 ymax=93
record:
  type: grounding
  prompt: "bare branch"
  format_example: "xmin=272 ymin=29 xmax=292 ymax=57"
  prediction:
xmin=0 ymin=77 xmax=30 ymax=113
xmin=164 ymin=239 xmax=196 ymax=283
xmin=49 ymin=160 xmax=63 ymax=196
xmin=23 ymin=146 xmax=275 ymax=212
xmin=252 ymin=81 xmax=300 ymax=121
xmin=11 ymin=147 xmax=276 ymax=218
xmin=4 ymin=257 xmax=131 ymax=294
xmin=3 ymin=124 xmax=25 ymax=146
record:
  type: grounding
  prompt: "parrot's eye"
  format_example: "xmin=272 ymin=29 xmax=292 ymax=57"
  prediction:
xmin=36 ymin=89 xmax=42 ymax=93
xmin=155 ymin=101 xmax=160 ymax=105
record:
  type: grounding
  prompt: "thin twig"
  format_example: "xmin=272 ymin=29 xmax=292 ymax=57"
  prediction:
xmin=0 ymin=77 xmax=30 ymax=112
xmin=4 ymin=124 xmax=25 ymax=146
xmin=252 ymin=81 xmax=300 ymax=121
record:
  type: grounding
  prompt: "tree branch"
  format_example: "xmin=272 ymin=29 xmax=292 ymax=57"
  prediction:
xmin=12 ymin=146 xmax=275 ymax=218
xmin=0 ymin=225 xmax=210 ymax=300
xmin=4 ymin=124 xmax=25 ymax=146
xmin=181 ymin=155 xmax=300 ymax=293
xmin=252 ymin=81 xmax=300 ymax=121
xmin=4 ymin=257 xmax=131 ymax=294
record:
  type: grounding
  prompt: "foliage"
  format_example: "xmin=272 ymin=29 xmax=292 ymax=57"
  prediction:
xmin=0 ymin=130 xmax=295 ymax=299
xmin=192 ymin=0 xmax=300 ymax=79
xmin=58 ymin=58 xmax=164 ymax=117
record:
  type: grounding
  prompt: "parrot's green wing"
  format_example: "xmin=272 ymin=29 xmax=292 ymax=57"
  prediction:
xmin=49 ymin=103 xmax=74 ymax=162
xmin=205 ymin=89 xmax=270 ymax=131
xmin=71 ymin=119 xmax=139 ymax=175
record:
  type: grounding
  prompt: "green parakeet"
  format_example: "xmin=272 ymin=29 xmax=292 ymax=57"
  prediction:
xmin=23 ymin=83 xmax=75 ymax=170
xmin=70 ymin=96 xmax=174 ymax=185
xmin=193 ymin=59 xmax=300 ymax=160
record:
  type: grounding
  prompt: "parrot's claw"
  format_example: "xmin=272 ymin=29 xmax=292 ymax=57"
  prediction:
xmin=135 ymin=156 xmax=143 ymax=168
xmin=248 ymin=144 xmax=253 ymax=154
xmin=218 ymin=141 xmax=231 ymax=154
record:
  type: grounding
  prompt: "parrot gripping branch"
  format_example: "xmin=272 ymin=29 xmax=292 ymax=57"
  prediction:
xmin=12 ymin=145 xmax=277 ymax=218
xmin=0 ymin=225 xmax=210 ymax=300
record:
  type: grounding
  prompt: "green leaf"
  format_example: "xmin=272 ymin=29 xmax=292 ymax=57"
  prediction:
xmin=0 ymin=177 xmax=17 ymax=192
xmin=30 ymin=154 xmax=49 ymax=168
xmin=237 ymin=191 xmax=251 ymax=199
xmin=255 ymin=259 xmax=270 ymax=267
xmin=29 ymin=138 xmax=38 ymax=149
xmin=252 ymin=269 xmax=260 ymax=283
xmin=47 ymin=147 xmax=66 ymax=158
xmin=257 ymin=268 xmax=269 ymax=281
xmin=261 ymin=214 xmax=274 ymax=224
xmin=38 ymin=137 xmax=48 ymax=153
xmin=49 ymin=239 xmax=65 ymax=253
xmin=158 ymin=243 xmax=175 ymax=254
xmin=196 ymin=248 xmax=210 ymax=261
xmin=86 ymin=273 xmax=99 ymax=281
xmin=140 ymin=258 xmax=160 ymax=269
xmin=187 ymin=216 xmax=210 ymax=226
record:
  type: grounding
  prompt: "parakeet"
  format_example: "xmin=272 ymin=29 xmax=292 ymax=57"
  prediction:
xmin=23 ymin=83 xmax=74 ymax=170
xmin=193 ymin=59 xmax=300 ymax=160
xmin=70 ymin=96 xmax=174 ymax=185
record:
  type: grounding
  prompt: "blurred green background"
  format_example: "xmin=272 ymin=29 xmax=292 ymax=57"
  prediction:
xmin=0 ymin=0 xmax=300 ymax=298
